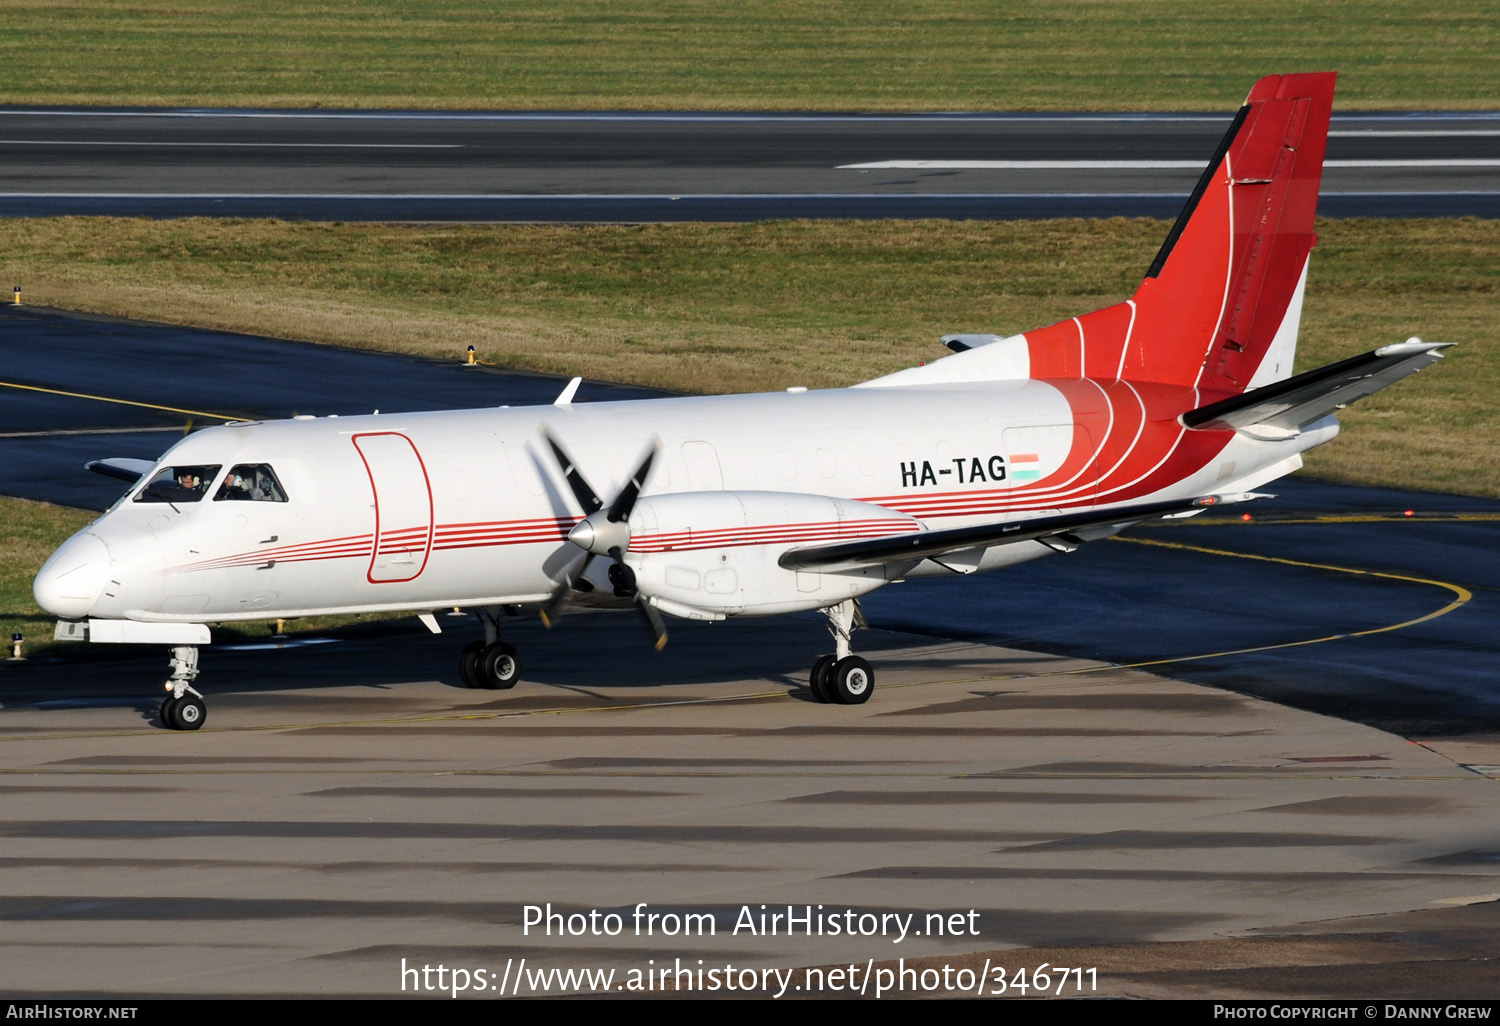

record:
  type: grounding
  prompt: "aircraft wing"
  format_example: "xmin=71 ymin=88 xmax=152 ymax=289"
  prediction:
xmin=85 ymin=458 xmax=157 ymax=483
xmin=1182 ymin=340 xmax=1451 ymax=438
xmin=778 ymin=496 xmax=1216 ymax=572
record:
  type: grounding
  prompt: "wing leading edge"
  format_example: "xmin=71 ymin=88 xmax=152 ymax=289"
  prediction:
xmin=778 ymin=496 xmax=1237 ymax=573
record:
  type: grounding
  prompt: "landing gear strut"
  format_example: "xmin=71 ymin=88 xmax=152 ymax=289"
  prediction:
xmin=159 ymin=645 xmax=207 ymax=730
xmin=460 ymin=607 xmax=523 ymax=690
xmin=808 ymin=599 xmax=874 ymax=705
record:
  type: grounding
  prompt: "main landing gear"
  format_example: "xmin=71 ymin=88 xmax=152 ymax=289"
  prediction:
xmin=159 ymin=645 xmax=207 ymax=730
xmin=459 ymin=607 xmax=523 ymax=690
xmin=808 ymin=599 xmax=874 ymax=705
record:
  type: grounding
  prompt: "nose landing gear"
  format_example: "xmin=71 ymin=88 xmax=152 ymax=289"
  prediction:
xmin=160 ymin=645 xmax=207 ymax=730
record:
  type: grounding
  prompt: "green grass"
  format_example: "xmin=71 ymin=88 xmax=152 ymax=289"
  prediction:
xmin=0 ymin=1 xmax=1495 ymax=110
xmin=3 ymin=216 xmax=1495 ymax=496
xmin=0 ymin=497 xmax=93 ymax=656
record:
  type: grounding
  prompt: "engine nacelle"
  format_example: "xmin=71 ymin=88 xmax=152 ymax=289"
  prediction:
xmin=626 ymin=491 xmax=917 ymax=617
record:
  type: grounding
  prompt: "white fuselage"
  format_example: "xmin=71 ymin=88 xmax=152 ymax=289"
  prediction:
xmin=35 ymin=377 xmax=1330 ymax=628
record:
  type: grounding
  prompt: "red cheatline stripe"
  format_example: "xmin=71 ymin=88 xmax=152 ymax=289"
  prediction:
xmin=631 ymin=520 xmax=914 ymax=553
xmin=186 ymin=542 xmax=373 ymax=565
xmin=436 ymin=525 xmax=571 ymax=537
xmin=165 ymin=536 xmax=375 ymax=573
xmin=435 ymin=533 xmax=570 ymax=547
xmin=638 ymin=520 xmax=903 ymax=543
xmin=640 ymin=517 xmax=907 ymax=542
xmin=165 ymin=545 xmax=376 ymax=574
xmin=434 ymin=536 xmax=568 ymax=552
xmin=438 ymin=517 xmax=575 ymax=533
xmin=379 ymin=528 xmax=431 ymax=541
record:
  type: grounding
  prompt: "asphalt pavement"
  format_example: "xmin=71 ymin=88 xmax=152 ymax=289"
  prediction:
xmin=2 ymin=108 xmax=1496 ymax=219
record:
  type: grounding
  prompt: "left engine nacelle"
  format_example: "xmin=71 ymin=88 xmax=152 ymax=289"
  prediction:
xmin=626 ymin=491 xmax=917 ymax=617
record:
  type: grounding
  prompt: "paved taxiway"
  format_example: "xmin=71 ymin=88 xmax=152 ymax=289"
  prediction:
xmin=3 ymin=618 xmax=1499 ymax=997
xmin=3 ymin=306 xmax=1498 ymax=997
xmin=2 ymin=108 xmax=1497 ymax=219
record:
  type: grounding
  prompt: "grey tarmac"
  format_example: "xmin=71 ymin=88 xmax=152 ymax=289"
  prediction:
xmin=1 ymin=108 xmax=1496 ymax=220
xmin=2 ymin=617 xmax=1498 ymax=998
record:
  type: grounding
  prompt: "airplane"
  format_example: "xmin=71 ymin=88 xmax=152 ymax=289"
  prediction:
xmin=33 ymin=72 xmax=1450 ymax=730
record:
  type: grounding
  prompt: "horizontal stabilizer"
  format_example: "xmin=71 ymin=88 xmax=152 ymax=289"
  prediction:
xmin=1182 ymin=339 xmax=1451 ymax=437
xmin=85 ymin=458 xmax=156 ymax=483
xmin=779 ymin=496 xmax=1238 ymax=572
xmin=942 ymin=334 xmax=1004 ymax=353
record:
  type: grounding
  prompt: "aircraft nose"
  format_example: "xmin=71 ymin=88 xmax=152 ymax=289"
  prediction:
xmin=34 ymin=531 xmax=111 ymax=619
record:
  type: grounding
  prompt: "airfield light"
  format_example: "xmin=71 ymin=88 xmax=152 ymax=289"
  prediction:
xmin=9 ymin=286 xmax=18 ymax=305
xmin=466 ymin=345 xmax=476 ymax=366
xmin=1241 ymin=513 xmax=1252 ymax=521
xmin=1404 ymin=509 xmax=1414 ymax=517
xmin=10 ymin=633 xmax=22 ymax=660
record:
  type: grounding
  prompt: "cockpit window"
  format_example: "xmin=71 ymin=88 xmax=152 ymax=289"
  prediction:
xmin=214 ymin=464 xmax=288 ymax=502
xmin=135 ymin=465 xmax=222 ymax=504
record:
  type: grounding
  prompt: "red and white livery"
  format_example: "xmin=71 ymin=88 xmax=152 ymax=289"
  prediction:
xmin=34 ymin=74 xmax=1449 ymax=728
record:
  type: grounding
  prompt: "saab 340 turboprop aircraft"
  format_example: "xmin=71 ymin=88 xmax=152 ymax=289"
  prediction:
xmin=34 ymin=73 xmax=1449 ymax=729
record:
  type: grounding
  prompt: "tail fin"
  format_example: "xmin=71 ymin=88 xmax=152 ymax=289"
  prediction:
xmin=1023 ymin=73 xmax=1336 ymax=394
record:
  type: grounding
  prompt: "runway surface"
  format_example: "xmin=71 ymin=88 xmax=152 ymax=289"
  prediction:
xmin=2 ymin=108 xmax=1497 ymax=220
xmin=3 ymin=304 xmax=1496 ymax=741
xmin=3 ymin=619 xmax=1499 ymax=998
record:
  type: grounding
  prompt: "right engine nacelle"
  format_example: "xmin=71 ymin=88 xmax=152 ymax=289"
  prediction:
xmin=626 ymin=490 xmax=918 ymax=618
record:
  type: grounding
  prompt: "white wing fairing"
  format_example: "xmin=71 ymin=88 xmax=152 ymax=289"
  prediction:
xmin=33 ymin=72 xmax=1447 ymax=726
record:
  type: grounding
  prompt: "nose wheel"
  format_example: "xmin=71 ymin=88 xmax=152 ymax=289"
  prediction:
xmin=807 ymin=600 xmax=874 ymax=705
xmin=160 ymin=645 xmax=207 ymax=730
xmin=160 ymin=693 xmax=207 ymax=730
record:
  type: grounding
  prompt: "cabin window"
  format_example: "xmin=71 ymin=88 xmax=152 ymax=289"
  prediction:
xmin=214 ymin=464 xmax=288 ymax=502
xmin=135 ymin=465 xmax=222 ymax=504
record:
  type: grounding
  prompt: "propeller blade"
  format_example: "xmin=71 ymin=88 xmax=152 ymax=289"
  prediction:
xmin=606 ymin=441 xmax=659 ymax=524
xmin=542 ymin=430 xmax=604 ymax=515
xmin=538 ymin=552 xmax=594 ymax=628
xmin=538 ymin=428 xmax=662 ymax=649
xmin=637 ymin=599 xmax=669 ymax=652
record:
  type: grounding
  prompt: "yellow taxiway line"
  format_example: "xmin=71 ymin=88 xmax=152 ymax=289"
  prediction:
xmin=0 ymin=378 xmax=231 ymax=421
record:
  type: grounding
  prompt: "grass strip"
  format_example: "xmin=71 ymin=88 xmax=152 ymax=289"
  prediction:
xmin=3 ymin=216 xmax=1493 ymax=495
xmin=0 ymin=497 xmax=92 ymax=657
xmin=0 ymin=1 xmax=1495 ymax=111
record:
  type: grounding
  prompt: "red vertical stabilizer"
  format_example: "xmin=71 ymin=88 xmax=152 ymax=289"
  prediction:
xmin=1024 ymin=73 xmax=1336 ymax=396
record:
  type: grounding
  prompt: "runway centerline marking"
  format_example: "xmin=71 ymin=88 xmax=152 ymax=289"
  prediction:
xmin=839 ymin=159 xmax=1500 ymax=170
xmin=1328 ymin=129 xmax=1500 ymax=137
xmin=0 ymin=379 xmax=234 ymax=421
